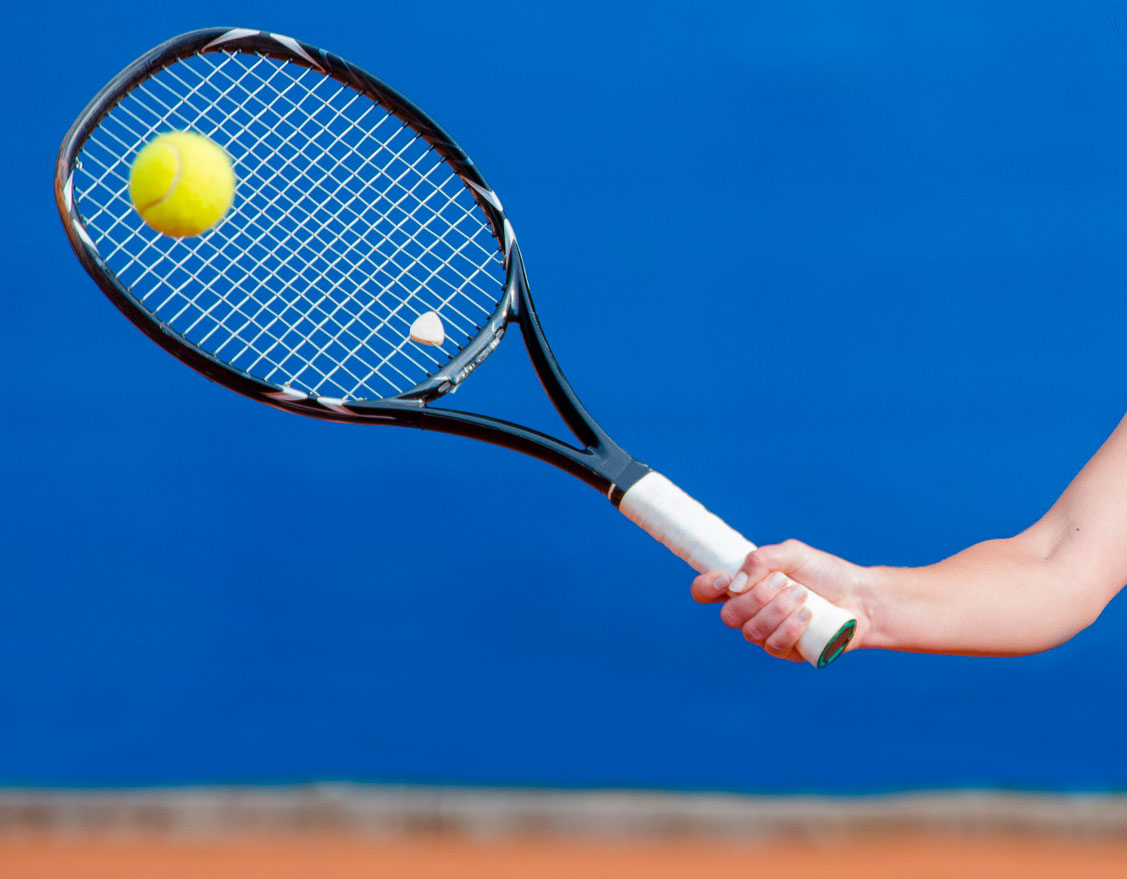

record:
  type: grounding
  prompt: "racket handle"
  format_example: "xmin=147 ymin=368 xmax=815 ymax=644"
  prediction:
xmin=618 ymin=471 xmax=856 ymax=668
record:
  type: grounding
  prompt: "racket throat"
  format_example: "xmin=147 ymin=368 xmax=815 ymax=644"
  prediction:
xmin=601 ymin=454 xmax=653 ymax=506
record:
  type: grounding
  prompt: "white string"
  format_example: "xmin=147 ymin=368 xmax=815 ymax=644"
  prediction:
xmin=96 ymin=67 xmax=493 ymax=347
xmin=72 ymin=48 xmax=506 ymax=401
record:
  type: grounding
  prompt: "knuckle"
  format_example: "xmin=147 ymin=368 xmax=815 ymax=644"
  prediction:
xmin=754 ymin=580 xmax=782 ymax=603
xmin=740 ymin=589 xmax=770 ymax=610
xmin=765 ymin=617 xmax=804 ymax=652
xmin=742 ymin=596 xmax=771 ymax=620
xmin=741 ymin=613 xmax=775 ymax=643
xmin=719 ymin=603 xmax=744 ymax=628
xmin=744 ymin=549 xmax=770 ymax=573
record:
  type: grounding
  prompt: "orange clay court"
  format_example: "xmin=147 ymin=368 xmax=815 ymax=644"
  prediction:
xmin=4 ymin=834 xmax=1127 ymax=879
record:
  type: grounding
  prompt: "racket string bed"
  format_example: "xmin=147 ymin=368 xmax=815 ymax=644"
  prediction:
xmin=70 ymin=49 xmax=506 ymax=401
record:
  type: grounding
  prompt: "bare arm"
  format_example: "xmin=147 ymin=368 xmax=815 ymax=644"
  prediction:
xmin=692 ymin=413 xmax=1127 ymax=660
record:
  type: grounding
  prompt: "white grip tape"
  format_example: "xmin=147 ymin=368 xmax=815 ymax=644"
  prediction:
xmin=618 ymin=471 xmax=855 ymax=667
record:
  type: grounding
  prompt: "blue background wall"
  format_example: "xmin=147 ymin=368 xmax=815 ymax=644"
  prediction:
xmin=4 ymin=1 xmax=1127 ymax=792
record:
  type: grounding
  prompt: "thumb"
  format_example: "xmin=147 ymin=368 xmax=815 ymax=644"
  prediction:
xmin=730 ymin=539 xmax=845 ymax=599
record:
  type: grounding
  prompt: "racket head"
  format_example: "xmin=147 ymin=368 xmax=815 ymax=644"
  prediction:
xmin=55 ymin=28 xmax=521 ymax=422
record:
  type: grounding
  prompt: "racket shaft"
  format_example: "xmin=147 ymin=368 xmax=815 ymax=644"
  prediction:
xmin=618 ymin=472 xmax=855 ymax=667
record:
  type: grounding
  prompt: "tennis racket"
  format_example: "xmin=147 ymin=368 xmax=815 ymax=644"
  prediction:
xmin=54 ymin=28 xmax=856 ymax=667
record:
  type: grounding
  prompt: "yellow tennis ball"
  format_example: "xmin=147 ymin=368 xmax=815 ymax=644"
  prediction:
xmin=129 ymin=131 xmax=235 ymax=238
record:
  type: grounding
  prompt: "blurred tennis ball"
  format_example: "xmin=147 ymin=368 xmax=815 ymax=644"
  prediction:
xmin=129 ymin=131 xmax=235 ymax=237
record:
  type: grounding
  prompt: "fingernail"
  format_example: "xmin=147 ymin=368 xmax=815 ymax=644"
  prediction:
xmin=729 ymin=571 xmax=749 ymax=594
xmin=767 ymin=572 xmax=787 ymax=592
xmin=713 ymin=574 xmax=731 ymax=593
xmin=797 ymin=607 xmax=812 ymax=622
xmin=789 ymin=584 xmax=807 ymax=602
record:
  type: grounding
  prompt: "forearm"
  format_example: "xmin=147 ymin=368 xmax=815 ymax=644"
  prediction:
xmin=703 ymin=414 xmax=1127 ymax=660
xmin=863 ymin=531 xmax=1107 ymax=656
xmin=862 ymin=413 xmax=1127 ymax=656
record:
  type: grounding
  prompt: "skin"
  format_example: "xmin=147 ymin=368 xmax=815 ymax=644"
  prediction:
xmin=691 ymin=413 xmax=1127 ymax=662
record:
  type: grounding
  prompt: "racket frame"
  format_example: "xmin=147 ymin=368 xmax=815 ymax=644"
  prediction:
xmin=54 ymin=27 xmax=649 ymax=501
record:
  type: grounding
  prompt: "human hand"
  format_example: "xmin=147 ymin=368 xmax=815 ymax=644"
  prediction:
xmin=691 ymin=539 xmax=871 ymax=662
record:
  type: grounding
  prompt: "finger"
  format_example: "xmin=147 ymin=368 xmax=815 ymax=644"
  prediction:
xmin=740 ymin=582 xmax=809 ymax=644
xmin=730 ymin=540 xmax=813 ymax=594
xmin=691 ymin=571 xmax=732 ymax=604
xmin=727 ymin=549 xmax=775 ymax=595
xmin=719 ymin=571 xmax=789 ymax=629
xmin=763 ymin=603 xmax=814 ymax=660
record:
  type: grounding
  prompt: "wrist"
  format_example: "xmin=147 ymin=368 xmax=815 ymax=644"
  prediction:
xmin=853 ymin=564 xmax=899 ymax=650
